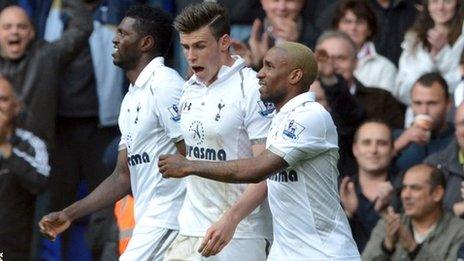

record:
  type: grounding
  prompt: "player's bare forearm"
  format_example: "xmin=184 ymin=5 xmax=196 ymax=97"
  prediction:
xmin=159 ymin=149 xmax=288 ymax=183
xmin=63 ymin=150 xmax=131 ymax=221
xmin=229 ymin=181 xmax=267 ymax=221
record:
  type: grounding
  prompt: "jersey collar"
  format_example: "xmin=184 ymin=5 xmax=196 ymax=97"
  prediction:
xmin=131 ymin=57 xmax=165 ymax=89
xmin=279 ymin=91 xmax=315 ymax=113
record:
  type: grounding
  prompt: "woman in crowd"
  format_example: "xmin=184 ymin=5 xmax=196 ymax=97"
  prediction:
xmin=396 ymin=0 xmax=464 ymax=106
xmin=332 ymin=0 xmax=397 ymax=94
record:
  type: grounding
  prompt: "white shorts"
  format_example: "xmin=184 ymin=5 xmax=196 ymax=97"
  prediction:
xmin=164 ymin=234 xmax=270 ymax=261
xmin=120 ymin=226 xmax=178 ymax=261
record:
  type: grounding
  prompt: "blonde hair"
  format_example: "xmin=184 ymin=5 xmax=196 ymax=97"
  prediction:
xmin=276 ymin=42 xmax=318 ymax=87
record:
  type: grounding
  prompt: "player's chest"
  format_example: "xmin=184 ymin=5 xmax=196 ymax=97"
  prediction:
xmin=180 ymin=93 xmax=244 ymax=141
xmin=121 ymin=91 xmax=160 ymax=136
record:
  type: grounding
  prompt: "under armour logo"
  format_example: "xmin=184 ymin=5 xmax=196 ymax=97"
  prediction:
xmin=215 ymin=102 xmax=225 ymax=121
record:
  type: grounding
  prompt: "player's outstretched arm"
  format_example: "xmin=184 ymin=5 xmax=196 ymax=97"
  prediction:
xmin=39 ymin=149 xmax=131 ymax=240
xmin=159 ymin=149 xmax=288 ymax=183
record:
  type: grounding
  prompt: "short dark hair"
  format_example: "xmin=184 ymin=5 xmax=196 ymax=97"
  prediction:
xmin=405 ymin=164 xmax=446 ymax=192
xmin=125 ymin=5 xmax=173 ymax=57
xmin=414 ymin=72 xmax=449 ymax=100
xmin=427 ymin=165 xmax=446 ymax=192
xmin=331 ymin=0 xmax=377 ymax=41
xmin=353 ymin=119 xmax=393 ymax=145
xmin=174 ymin=2 xmax=230 ymax=40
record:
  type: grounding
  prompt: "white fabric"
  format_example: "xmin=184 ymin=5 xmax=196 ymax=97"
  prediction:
xmin=121 ymin=226 xmax=178 ymax=261
xmin=118 ymin=57 xmax=185 ymax=229
xmin=354 ymin=42 xmax=397 ymax=94
xmin=164 ymin=235 xmax=269 ymax=261
xmin=177 ymin=56 xmax=273 ymax=239
xmin=395 ymin=25 xmax=464 ymax=105
xmin=265 ymin=92 xmax=360 ymax=260
xmin=454 ymin=81 xmax=464 ymax=107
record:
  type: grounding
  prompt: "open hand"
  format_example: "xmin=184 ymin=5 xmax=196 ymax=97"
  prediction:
xmin=198 ymin=213 xmax=238 ymax=257
xmin=340 ymin=177 xmax=358 ymax=218
xmin=384 ymin=206 xmax=400 ymax=251
xmin=38 ymin=211 xmax=72 ymax=241
xmin=270 ymin=16 xmax=299 ymax=42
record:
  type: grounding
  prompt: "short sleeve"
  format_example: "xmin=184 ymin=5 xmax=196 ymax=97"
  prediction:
xmin=242 ymin=76 xmax=273 ymax=141
xmin=152 ymin=74 xmax=185 ymax=142
xmin=268 ymin=107 xmax=338 ymax=166
xmin=118 ymin=138 xmax=126 ymax=151
xmin=118 ymin=96 xmax=128 ymax=151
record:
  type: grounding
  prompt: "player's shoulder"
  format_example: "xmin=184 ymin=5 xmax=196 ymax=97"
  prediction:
xmin=152 ymin=66 xmax=185 ymax=92
xmin=234 ymin=66 xmax=261 ymax=97
xmin=290 ymin=101 xmax=333 ymax=126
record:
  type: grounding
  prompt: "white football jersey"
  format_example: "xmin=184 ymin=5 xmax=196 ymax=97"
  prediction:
xmin=118 ymin=57 xmax=186 ymax=229
xmin=178 ymin=56 xmax=274 ymax=238
xmin=266 ymin=92 xmax=360 ymax=260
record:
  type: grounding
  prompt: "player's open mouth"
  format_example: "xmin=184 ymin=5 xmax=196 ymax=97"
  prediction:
xmin=192 ymin=66 xmax=204 ymax=73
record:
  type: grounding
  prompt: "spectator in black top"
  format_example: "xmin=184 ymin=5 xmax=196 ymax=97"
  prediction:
xmin=310 ymin=50 xmax=365 ymax=176
xmin=339 ymin=120 xmax=396 ymax=252
xmin=0 ymin=76 xmax=49 ymax=260
xmin=232 ymin=0 xmax=319 ymax=70
xmin=315 ymin=30 xmax=405 ymax=129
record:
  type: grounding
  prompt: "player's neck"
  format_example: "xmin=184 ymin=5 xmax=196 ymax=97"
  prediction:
xmin=275 ymin=89 xmax=306 ymax=112
xmin=127 ymin=57 xmax=154 ymax=84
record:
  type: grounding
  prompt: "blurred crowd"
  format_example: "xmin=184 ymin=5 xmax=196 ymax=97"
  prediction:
xmin=0 ymin=0 xmax=463 ymax=260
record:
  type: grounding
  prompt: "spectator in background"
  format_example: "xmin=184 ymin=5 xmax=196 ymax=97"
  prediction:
xmin=0 ymin=0 xmax=92 ymax=146
xmin=317 ymin=0 xmax=418 ymax=65
xmin=332 ymin=0 xmax=397 ymax=94
xmin=236 ymin=0 xmax=319 ymax=69
xmin=453 ymin=49 xmax=464 ymax=106
xmin=425 ymin=102 xmax=464 ymax=217
xmin=394 ymin=72 xmax=453 ymax=173
xmin=315 ymin=30 xmax=405 ymax=129
xmin=0 ymin=76 xmax=50 ymax=260
xmin=310 ymin=51 xmax=365 ymax=176
xmin=339 ymin=120 xmax=395 ymax=252
xmin=396 ymin=0 xmax=464 ymax=106
xmin=362 ymin=164 xmax=464 ymax=260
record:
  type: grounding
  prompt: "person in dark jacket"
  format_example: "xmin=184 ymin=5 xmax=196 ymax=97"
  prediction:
xmin=0 ymin=0 xmax=92 ymax=146
xmin=310 ymin=49 xmax=365 ymax=176
xmin=0 ymin=76 xmax=49 ymax=261
xmin=425 ymin=102 xmax=464 ymax=217
xmin=394 ymin=73 xmax=454 ymax=173
xmin=315 ymin=30 xmax=405 ymax=129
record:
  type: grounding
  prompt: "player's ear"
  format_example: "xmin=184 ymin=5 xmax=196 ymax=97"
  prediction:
xmin=288 ymin=68 xmax=303 ymax=85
